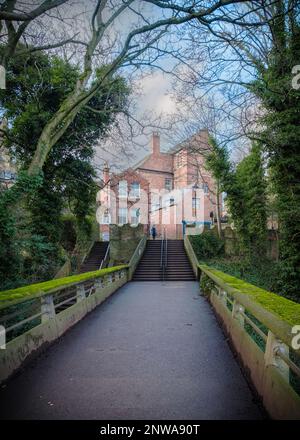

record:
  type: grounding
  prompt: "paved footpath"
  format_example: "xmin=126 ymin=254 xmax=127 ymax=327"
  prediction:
xmin=0 ymin=282 xmax=264 ymax=420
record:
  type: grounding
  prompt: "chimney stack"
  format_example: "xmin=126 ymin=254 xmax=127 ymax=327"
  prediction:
xmin=151 ymin=132 xmax=160 ymax=156
xmin=103 ymin=162 xmax=110 ymax=184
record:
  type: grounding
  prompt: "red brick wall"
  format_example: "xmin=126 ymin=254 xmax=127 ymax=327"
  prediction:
xmin=98 ymin=131 xmax=223 ymax=239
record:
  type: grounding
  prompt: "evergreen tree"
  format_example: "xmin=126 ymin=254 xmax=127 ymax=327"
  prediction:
xmin=0 ymin=48 xmax=129 ymax=288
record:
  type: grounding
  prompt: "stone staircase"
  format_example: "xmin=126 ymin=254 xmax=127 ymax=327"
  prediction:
xmin=133 ymin=239 xmax=195 ymax=281
xmin=165 ymin=239 xmax=195 ymax=281
xmin=132 ymin=240 xmax=162 ymax=281
xmin=79 ymin=241 xmax=109 ymax=273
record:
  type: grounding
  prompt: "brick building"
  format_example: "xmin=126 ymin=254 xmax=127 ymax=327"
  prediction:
xmin=97 ymin=130 xmax=222 ymax=239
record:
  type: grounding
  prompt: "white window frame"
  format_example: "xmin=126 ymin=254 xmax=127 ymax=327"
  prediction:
xmin=165 ymin=178 xmax=172 ymax=191
xmin=151 ymin=202 xmax=160 ymax=212
xmin=118 ymin=180 xmax=128 ymax=198
xmin=129 ymin=182 xmax=140 ymax=198
xmin=192 ymin=197 xmax=200 ymax=209
xmin=118 ymin=207 xmax=128 ymax=225
xmin=130 ymin=208 xmax=140 ymax=225
xmin=102 ymin=210 xmax=111 ymax=225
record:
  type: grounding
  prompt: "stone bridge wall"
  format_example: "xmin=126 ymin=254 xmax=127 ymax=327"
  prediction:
xmin=109 ymin=224 xmax=145 ymax=265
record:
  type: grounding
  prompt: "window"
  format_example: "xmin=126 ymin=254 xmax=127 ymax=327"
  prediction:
xmin=192 ymin=198 xmax=200 ymax=209
xmin=129 ymin=182 xmax=140 ymax=198
xmin=130 ymin=208 xmax=140 ymax=225
xmin=165 ymin=178 xmax=172 ymax=191
xmin=118 ymin=207 xmax=127 ymax=225
xmin=203 ymin=183 xmax=209 ymax=194
xmin=102 ymin=209 xmax=111 ymax=225
xmin=192 ymin=197 xmax=200 ymax=217
xmin=118 ymin=180 xmax=127 ymax=198
xmin=151 ymin=202 xmax=160 ymax=212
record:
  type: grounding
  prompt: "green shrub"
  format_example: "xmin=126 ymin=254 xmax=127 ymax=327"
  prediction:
xmin=189 ymin=232 xmax=224 ymax=260
xmin=200 ymin=272 xmax=216 ymax=296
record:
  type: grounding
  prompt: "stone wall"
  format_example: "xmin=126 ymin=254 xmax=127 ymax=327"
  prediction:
xmin=211 ymin=225 xmax=279 ymax=260
xmin=109 ymin=224 xmax=145 ymax=265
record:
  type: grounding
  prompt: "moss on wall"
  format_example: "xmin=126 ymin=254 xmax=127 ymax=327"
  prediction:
xmin=0 ymin=265 xmax=128 ymax=305
xmin=200 ymin=264 xmax=300 ymax=327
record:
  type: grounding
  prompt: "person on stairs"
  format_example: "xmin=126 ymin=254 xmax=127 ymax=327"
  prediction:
xmin=151 ymin=225 xmax=157 ymax=240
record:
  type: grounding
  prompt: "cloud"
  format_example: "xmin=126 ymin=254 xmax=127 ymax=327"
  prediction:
xmin=136 ymin=72 xmax=177 ymax=115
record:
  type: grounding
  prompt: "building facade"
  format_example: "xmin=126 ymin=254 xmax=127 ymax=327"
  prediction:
xmin=97 ymin=130 xmax=221 ymax=239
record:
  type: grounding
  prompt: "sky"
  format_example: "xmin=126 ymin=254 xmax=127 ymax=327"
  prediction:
xmin=88 ymin=1 xmax=254 ymax=175
xmin=2 ymin=1 xmax=255 ymax=175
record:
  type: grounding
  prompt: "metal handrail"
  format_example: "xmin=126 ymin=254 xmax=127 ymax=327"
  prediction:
xmin=99 ymin=243 xmax=110 ymax=269
xmin=160 ymin=234 xmax=164 ymax=269
xmin=164 ymin=228 xmax=168 ymax=269
xmin=129 ymin=235 xmax=146 ymax=268
xmin=160 ymin=228 xmax=167 ymax=281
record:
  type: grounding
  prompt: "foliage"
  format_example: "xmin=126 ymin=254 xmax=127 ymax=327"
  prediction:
xmin=248 ymin=4 xmax=300 ymax=299
xmin=60 ymin=214 xmax=77 ymax=253
xmin=206 ymin=137 xmax=268 ymax=260
xmin=205 ymin=136 xmax=246 ymax=245
xmin=205 ymin=257 xmax=283 ymax=299
xmin=189 ymin=232 xmax=224 ymax=260
xmin=0 ymin=47 xmax=129 ymax=289
xmin=235 ymin=144 xmax=267 ymax=257
xmin=200 ymin=272 xmax=216 ymax=296
xmin=0 ymin=171 xmax=44 ymax=288
xmin=206 ymin=136 xmax=231 ymax=184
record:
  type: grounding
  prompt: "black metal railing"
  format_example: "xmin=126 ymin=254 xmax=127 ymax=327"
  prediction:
xmin=160 ymin=228 xmax=167 ymax=281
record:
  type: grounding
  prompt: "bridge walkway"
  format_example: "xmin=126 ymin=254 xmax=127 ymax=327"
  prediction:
xmin=0 ymin=281 xmax=263 ymax=420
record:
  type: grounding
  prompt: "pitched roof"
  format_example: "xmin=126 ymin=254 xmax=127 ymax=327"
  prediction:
xmin=132 ymin=154 xmax=152 ymax=170
xmin=131 ymin=129 xmax=210 ymax=171
xmin=168 ymin=129 xmax=210 ymax=154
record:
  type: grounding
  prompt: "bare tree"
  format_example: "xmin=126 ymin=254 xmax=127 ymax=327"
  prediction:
xmin=0 ymin=1 xmax=82 ymax=66
xmin=1 ymin=1 xmax=274 ymax=181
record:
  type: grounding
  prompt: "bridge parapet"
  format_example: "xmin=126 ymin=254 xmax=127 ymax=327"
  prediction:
xmin=128 ymin=235 xmax=147 ymax=280
xmin=199 ymin=264 xmax=300 ymax=419
xmin=0 ymin=265 xmax=128 ymax=384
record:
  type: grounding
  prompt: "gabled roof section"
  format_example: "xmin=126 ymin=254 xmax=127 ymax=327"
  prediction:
xmin=132 ymin=154 xmax=152 ymax=171
xmin=110 ymin=167 xmax=149 ymax=186
xmin=168 ymin=129 xmax=210 ymax=154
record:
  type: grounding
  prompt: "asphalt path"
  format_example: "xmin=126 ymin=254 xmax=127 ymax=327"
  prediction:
xmin=0 ymin=281 xmax=263 ymax=420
